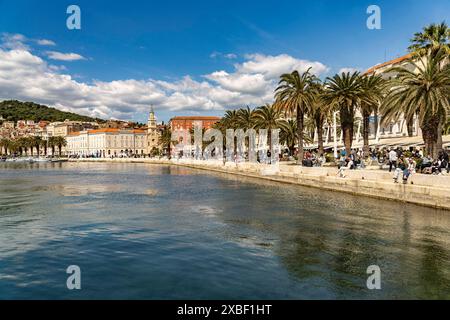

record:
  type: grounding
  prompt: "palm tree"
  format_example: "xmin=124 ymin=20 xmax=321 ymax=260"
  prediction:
xmin=408 ymin=22 xmax=450 ymax=56
xmin=324 ymin=72 xmax=364 ymax=155
xmin=359 ymin=74 xmax=386 ymax=157
xmin=222 ymin=110 xmax=240 ymax=130
xmin=54 ymin=136 xmax=67 ymax=156
xmin=279 ymin=119 xmax=297 ymax=156
xmin=48 ymin=136 xmax=57 ymax=156
xmin=309 ymin=82 xmax=330 ymax=155
xmin=0 ymin=138 xmax=9 ymax=155
xmin=279 ymin=119 xmax=313 ymax=156
xmin=253 ymin=104 xmax=285 ymax=152
xmin=381 ymin=48 xmax=450 ymax=158
xmin=40 ymin=138 xmax=48 ymax=156
xmin=237 ymin=106 xmax=255 ymax=129
xmin=17 ymin=137 xmax=31 ymax=156
xmin=32 ymin=136 xmax=43 ymax=157
xmin=158 ymin=125 xmax=172 ymax=158
xmin=275 ymin=69 xmax=318 ymax=164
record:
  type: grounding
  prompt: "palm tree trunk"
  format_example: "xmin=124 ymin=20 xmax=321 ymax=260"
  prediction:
xmin=422 ymin=116 xmax=440 ymax=158
xmin=343 ymin=125 xmax=353 ymax=156
xmin=297 ymin=105 xmax=304 ymax=165
xmin=363 ymin=110 xmax=370 ymax=158
xmin=407 ymin=118 xmax=414 ymax=137
xmin=58 ymin=145 xmax=62 ymax=156
xmin=341 ymin=104 xmax=354 ymax=156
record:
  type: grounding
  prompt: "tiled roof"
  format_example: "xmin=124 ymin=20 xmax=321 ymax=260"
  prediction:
xmin=170 ymin=116 xmax=221 ymax=121
xmin=364 ymin=53 xmax=413 ymax=75
xmin=68 ymin=128 xmax=146 ymax=136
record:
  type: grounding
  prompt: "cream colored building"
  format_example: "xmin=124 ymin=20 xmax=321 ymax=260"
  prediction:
xmin=364 ymin=53 xmax=422 ymax=140
xmin=67 ymin=128 xmax=148 ymax=157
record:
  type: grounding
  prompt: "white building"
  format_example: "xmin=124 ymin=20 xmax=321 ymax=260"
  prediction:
xmin=363 ymin=53 xmax=422 ymax=140
xmin=67 ymin=128 xmax=148 ymax=157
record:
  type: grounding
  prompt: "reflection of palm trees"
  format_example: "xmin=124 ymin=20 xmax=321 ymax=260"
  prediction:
xmin=415 ymin=236 xmax=450 ymax=299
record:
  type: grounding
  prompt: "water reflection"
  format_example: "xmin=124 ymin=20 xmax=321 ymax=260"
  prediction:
xmin=0 ymin=162 xmax=449 ymax=299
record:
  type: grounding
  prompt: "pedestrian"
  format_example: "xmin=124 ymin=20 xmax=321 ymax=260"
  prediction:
xmin=388 ymin=147 xmax=398 ymax=172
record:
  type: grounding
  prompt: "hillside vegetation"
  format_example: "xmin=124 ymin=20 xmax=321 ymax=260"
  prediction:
xmin=0 ymin=100 xmax=105 ymax=123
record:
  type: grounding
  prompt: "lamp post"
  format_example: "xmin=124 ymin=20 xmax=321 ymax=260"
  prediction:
xmin=333 ymin=111 xmax=338 ymax=159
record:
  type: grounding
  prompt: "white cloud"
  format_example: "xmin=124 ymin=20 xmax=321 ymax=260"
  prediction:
xmin=46 ymin=51 xmax=86 ymax=61
xmin=37 ymin=39 xmax=56 ymax=46
xmin=1 ymin=33 xmax=30 ymax=50
xmin=338 ymin=67 xmax=360 ymax=74
xmin=238 ymin=53 xmax=328 ymax=79
xmin=224 ymin=53 xmax=237 ymax=59
xmin=210 ymin=52 xmax=238 ymax=60
xmin=0 ymin=46 xmax=328 ymax=120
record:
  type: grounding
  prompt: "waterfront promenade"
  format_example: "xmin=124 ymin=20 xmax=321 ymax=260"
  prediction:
xmin=69 ymin=158 xmax=450 ymax=211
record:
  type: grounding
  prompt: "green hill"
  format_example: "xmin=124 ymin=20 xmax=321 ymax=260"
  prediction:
xmin=0 ymin=100 xmax=105 ymax=123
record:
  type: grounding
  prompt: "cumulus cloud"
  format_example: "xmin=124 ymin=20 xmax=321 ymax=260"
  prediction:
xmin=0 ymin=45 xmax=328 ymax=120
xmin=46 ymin=51 xmax=86 ymax=61
xmin=238 ymin=53 xmax=328 ymax=79
xmin=36 ymin=39 xmax=56 ymax=46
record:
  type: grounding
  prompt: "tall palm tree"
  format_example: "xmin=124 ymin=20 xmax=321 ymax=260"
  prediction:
xmin=48 ymin=136 xmax=57 ymax=156
xmin=253 ymin=104 xmax=285 ymax=152
xmin=40 ymin=138 xmax=48 ymax=156
xmin=275 ymin=69 xmax=317 ymax=164
xmin=279 ymin=119 xmax=297 ymax=156
xmin=381 ymin=48 xmax=450 ymax=158
xmin=17 ymin=137 xmax=31 ymax=156
xmin=54 ymin=136 xmax=67 ymax=156
xmin=279 ymin=120 xmax=313 ymax=156
xmin=32 ymin=136 xmax=43 ymax=157
xmin=324 ymin=72 xmax=364 ymax=155
xmin=359 ymin=74 xmax=386 ymax=157
xmin=408 ymin=22 xmax=450 ymax=56
xmin=309 ymin=82 xmax=329 ymax=155
xmin=158 ymin=125 xmax=172 ymax=158
xmin=0 ymin=138 xmax=9 ymax=155
xmin=237 ymin=106 xmax=255 ymax=129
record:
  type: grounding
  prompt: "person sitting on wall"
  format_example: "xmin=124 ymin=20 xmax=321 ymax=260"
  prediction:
xmin=337 ymin=156 xmax=354 ymax=178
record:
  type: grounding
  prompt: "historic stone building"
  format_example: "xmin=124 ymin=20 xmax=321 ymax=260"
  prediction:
xmin=147 ymin=107 xmax=161 ymax=154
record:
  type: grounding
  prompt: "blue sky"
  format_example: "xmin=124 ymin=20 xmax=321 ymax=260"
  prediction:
xmin=0 ymin=0 xmax=449 ymax=122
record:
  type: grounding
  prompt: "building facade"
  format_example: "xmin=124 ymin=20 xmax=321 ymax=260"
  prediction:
xmin=67 ymin=128 xmax=148 ymax=157
xmin=363 ymin=53 xmax=422 ymax=140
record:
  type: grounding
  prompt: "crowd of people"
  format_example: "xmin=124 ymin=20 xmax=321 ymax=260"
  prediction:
xmin=335 ymin=146 xmax=450 ymax=182
xmin=299 ymin=146 xmax=450 ymax=182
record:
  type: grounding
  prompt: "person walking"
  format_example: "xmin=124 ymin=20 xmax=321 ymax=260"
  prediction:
xmin=388 ymin=148 xmax=398 ymax=172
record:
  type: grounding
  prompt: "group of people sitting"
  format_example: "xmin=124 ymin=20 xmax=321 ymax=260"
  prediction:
xmin=335 ymin=146 xmax=450 ymax=182
xmin=386 ymin=147 xmax=449 ymax=181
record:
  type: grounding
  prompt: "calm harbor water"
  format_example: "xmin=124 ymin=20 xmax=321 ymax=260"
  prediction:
xmin=0 ymin=162 xmax=449 ymax=299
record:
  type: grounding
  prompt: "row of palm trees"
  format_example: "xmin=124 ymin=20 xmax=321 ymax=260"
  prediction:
xmin=214 ymin=22 xmax=450 ymax=164
xmin=0 ymin=136 xmax=67 ymax=157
